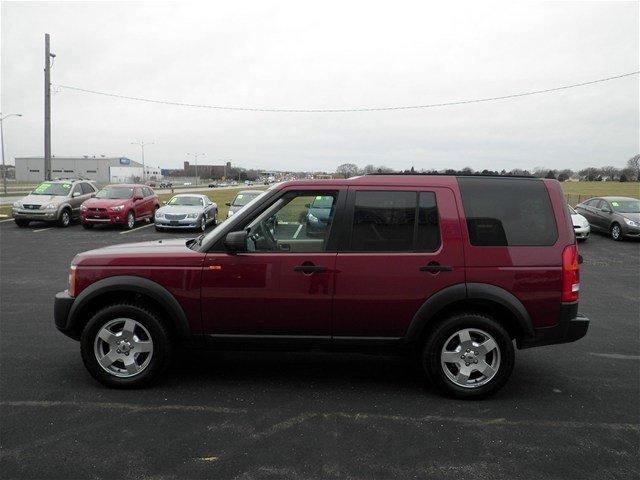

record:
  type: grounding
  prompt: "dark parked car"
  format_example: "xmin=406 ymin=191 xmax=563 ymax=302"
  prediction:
xmin=81 ymin=184 xmax=160 ymax=230
xmin=55 ymin=175 xmax=588 ymax=399
xmin=575 ymin=196 xmax=640 ymax=240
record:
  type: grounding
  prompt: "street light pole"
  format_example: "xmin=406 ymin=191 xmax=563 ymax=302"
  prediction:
xmin=0 ymin=113 xmax=22 ymax=195
xmin=186 ymin=153 xmax=205 ymax=186
xmin=131 ymin=141 xmax=153 ymax=182
xmin=44 ymin=33 xmax=55 ymax=181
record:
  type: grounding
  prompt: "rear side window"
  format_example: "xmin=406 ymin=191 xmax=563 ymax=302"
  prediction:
xmin=349 ymin=191 xmax=440 ymax=252
xmin=458 ymin=177 xmax=557 ymax=246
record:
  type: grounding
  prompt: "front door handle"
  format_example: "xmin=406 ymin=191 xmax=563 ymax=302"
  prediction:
xmin=419 ymin=262 xmax=453 ymax=273
xmin=293 ymin=265 xmax=327 ymax=274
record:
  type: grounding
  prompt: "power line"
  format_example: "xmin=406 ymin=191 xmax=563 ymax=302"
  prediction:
xmin=54 ymin=71 xmax=639 ymax=113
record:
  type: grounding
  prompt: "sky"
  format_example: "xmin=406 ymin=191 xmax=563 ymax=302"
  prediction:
xmin=1 ymin=0 xmax=638 ymax=173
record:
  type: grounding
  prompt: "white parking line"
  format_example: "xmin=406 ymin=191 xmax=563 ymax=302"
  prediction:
xmin=119 ymin=223 xmax=154 ymax=234
xmin=0 ymin=218 xmax=15 ymax=223
xmin=33 ymin=227 xmax=54 ymax=233
xmin=590 ymin=353 xmax=640 ymax=360
xmin=293 ymin=224 xmax=303 ymax=239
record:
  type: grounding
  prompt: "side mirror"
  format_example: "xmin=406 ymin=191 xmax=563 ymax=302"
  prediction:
xmin=224 ymin=230 xmax=248 ymax=253
xmin=225 ymin=202 xmax=231 ymax=206
xmin=72 ymin=191 xmax=81 ymax=198
xmin=134 ymin=195 xmax=143 ymax=201
xmin=601 ymin=207 xmax=612 ymax=213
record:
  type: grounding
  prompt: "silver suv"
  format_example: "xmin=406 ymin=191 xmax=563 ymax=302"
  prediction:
xmin=12 ymin=179 xmax=98 ymax=227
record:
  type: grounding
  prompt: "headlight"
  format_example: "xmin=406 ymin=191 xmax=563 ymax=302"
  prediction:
xmin=12 ymin=201 xmax=22 ymax=208
xmin=155 ymin=211 xmax=164 ymax=218
xmin=109 ymin=204 xmax=125 ymax=212
xmin=186 ymin=212 xmax=198 ymax=218
xmin=80 ymin=204 xmax=88 ymax=211
xmin=44 ymin=203 xmax=57 ymax=209
xmin=624 ymin=218 xmax=638 ymax=227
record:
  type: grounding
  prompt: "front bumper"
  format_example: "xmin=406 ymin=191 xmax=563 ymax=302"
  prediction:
xmin=621 ymin=224 xmax=640 ymax=238
xmin=81 ymin=211 xmax=127 ymax=225
xmin=573 ymin=224 xmax=590 ymax=239
xmin=519 ymin=302 xmax=589 ymax=348
xmin=12 ymin=208 xmax=58 ymax=222
xmin=54 ymin=290 xmax=78 ymax=340
xmin=155 ymin=218 xmax=201 ymax=229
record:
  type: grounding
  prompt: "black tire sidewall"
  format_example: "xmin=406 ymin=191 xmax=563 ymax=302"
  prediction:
xmin=422 ymin=313 xmax=515 ymax=399
xmin=80 ymin=303 xmax=172 ymax=388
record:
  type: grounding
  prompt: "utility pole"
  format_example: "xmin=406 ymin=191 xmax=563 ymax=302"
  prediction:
xmin=44 ymin=33 xmax=55 ymax=181
xmin=0 ymin=113 xmax=22 ymax=194
xmin=131 ymin=141 xmax=153 ymax=182
xmin=186 ymin=153 xmax=205 ymax=186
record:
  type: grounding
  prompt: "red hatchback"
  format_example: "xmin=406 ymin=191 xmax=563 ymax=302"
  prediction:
xmin=80 ymin=184 xmax=160 ymax=230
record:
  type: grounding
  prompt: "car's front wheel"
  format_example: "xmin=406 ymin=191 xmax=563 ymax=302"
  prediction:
xmin=58 ymin=209 xmax=71 ymax=228
xmin=125 ymin=210 xmax=135 ymax=230
xmin=611 ymin=223 xmax=622 ymax=241
xmin=422 ymin=312 xmax=514 ymax=399
xmin=14 ymin=219 xmax=30 ymax=227
xmin=80 ymin=303 xmax=173 ymax=388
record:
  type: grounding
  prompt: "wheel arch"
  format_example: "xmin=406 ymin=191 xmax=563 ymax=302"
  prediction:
xmin=66 ymin=276 xmax=191 ymax=341
xmin=405 ymin=283 xmax=534 ymax=346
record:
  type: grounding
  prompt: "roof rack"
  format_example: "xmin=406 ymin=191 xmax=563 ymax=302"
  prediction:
xmin=365 ymin=172 xmax=536 ymax=179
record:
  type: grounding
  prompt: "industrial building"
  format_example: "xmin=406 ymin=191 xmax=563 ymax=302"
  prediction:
xmin=14 ymin=156 xmax=163 ymax=184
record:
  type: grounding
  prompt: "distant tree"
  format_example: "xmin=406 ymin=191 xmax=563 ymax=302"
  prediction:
xmin=377 ymin=165 xmax=395 ymax=173
xmin=336 ymin=163 xmax=359 ymax=179
xmin=621 ymin=167 xmax=636 ymax=182
xmin=627 ymin=154 xmax=640 ymax=180
xmin=578 ymin=167 xmax=601 ymax=181
xmin=533 ymin=167 xmax=547 ymax=178
xmin=500 ymin=169 xmax=507 ymax=176
xmin=558 ymin=168 xmax=574 ymax=180
xmin=600 ymin=166 xmax=620 ymax=181
xmin=461 ymin=167 xmax=474 ymax=175
xmin=362 ymin=164 xmax=377 ymax=175
xmin=619 ymin=172 xmax=628 ymax=182
xmin=557 ymin=172 xmax=570 ymax=182
xmin=545 ymin=170 xmax=557 ymax=179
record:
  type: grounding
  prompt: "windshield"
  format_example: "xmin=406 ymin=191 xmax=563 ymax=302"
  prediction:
xmin=567 ymin=205 xmax=577 ymax=214
xmin=31 ymin=182 xmax=72 ymax=196
xmin=611 ymin=199 xmax=640 ymax=214
xmin=233 ymin=192 xmax=261 ymax=206
xmin=96 ymin=187 xmax=133 ymax=199
xmin=167 ymin=196 xmax=204 ymax=206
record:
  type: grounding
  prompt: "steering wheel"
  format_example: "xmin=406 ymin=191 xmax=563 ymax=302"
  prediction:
xmin=251 ymin=218 xmax=277 ymax=250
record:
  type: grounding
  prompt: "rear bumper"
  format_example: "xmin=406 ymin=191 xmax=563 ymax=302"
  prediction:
xmin=519 ymin=302 xmax=589 ymax=349
xmin=54 ymin=290 xmax=79 ymax=340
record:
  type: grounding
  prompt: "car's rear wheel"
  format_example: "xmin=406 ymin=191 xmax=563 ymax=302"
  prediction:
xmin=58 ymin=209 xmax=71 ymax=228
xmin=80 ymin=303 xmax=173 ymax=388
xmin=611 ymin=223 xmax=622 ymax=241
xmin=14 ymin=219 xmax=30 ymax=227
xmin=422 ymin=312 xmax=514 ymax=399
xmin=125 ymin=210 xmax=135 ymax=230
xmin=82 ymin=223 xmax=94 ymax=229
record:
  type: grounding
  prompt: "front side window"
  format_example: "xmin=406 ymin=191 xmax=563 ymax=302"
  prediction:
xmin=349 ymin=191 xmax=440 ymax=252
xmin=246 ymin=192 xmax=337 ymax=253
xmin=458 ymin=177 xmax=557 ymax=246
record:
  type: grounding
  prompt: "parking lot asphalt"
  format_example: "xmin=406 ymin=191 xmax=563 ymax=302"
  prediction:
xmin=0 ymin=219 xmax=638 ymax=480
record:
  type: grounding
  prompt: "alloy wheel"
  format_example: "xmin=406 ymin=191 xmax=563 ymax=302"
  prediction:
xmin=440 ymin=328 xmax=501 ymax=388
xmin=61 ymin=211 xmax=70 ymax=227
xmin=93 ymin=318 xmax=153 ymax=378
xmin=127 ymin=212 xmax=135 ymax=229
xmin=611 ymin=224 xmax=621 ymax=240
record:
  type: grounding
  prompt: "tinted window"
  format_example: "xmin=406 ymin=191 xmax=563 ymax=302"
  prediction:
xmin=351 ymin=191 xmax=416 ymax=252
xmin=80 ymin=183 xmax=94 ymax=194
xmin=416 ymin=192 xmax=440 ymax=251
xmin=458 ymin=177 xmax=557 ymax=246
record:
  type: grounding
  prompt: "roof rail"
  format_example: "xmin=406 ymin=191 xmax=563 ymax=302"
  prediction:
xmin=365 ymin=172 xmax=536 ymax=179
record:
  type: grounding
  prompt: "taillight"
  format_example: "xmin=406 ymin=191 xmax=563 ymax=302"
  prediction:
xmin=68 ymin=265 xmax=77 ymax=297
xmin=562 ymin=244 xmax=580 ymax=302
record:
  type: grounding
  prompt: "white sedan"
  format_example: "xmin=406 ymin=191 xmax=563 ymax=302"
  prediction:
xmin=568 ymin=204 xmax=590 ymax=241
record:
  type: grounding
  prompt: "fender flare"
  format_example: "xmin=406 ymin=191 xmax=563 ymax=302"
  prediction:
xmin=404 ymin=283 xmax=534 ymax=343
xmin=66 ymin=275 xmax=191 ymax=339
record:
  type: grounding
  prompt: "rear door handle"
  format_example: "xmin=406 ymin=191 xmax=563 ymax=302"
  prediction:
xmin=419 ymin=263 xmax=453 ymax=273
xmin=293 ymin=265 xmax=327 ymax=274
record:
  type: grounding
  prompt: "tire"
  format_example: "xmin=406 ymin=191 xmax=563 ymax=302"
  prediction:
xmin=58 ymin=209 xmax=71 ymax=228
xmin=125 ymin=210 xmax=135 ymax=230
xmin=80 ymin=303 xmax=173 ymax=388
xmin=155 ymin=226 xmax=162 ymax=232
xmin=422 ymin=312 xmax=515 ymax=399
xmin=610 ymin=223 xmax=622 ymax=241
xmin=199 ymin=216 xmax=206 ymax=232
xmin=14 ymin=219 xmax=30 ymax=227
xmin=82 ymin=223 xmax=94 ymax=229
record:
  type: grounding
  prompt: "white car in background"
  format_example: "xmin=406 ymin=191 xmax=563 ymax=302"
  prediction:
xmin=568 ymin=204 xmax=590 ymax=241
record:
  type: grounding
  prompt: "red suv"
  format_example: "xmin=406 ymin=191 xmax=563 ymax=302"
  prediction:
xmin=80 ymin=184 xmax=160 ymax=230
xmin=55 ymin=175 xmax=588 ymax=398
